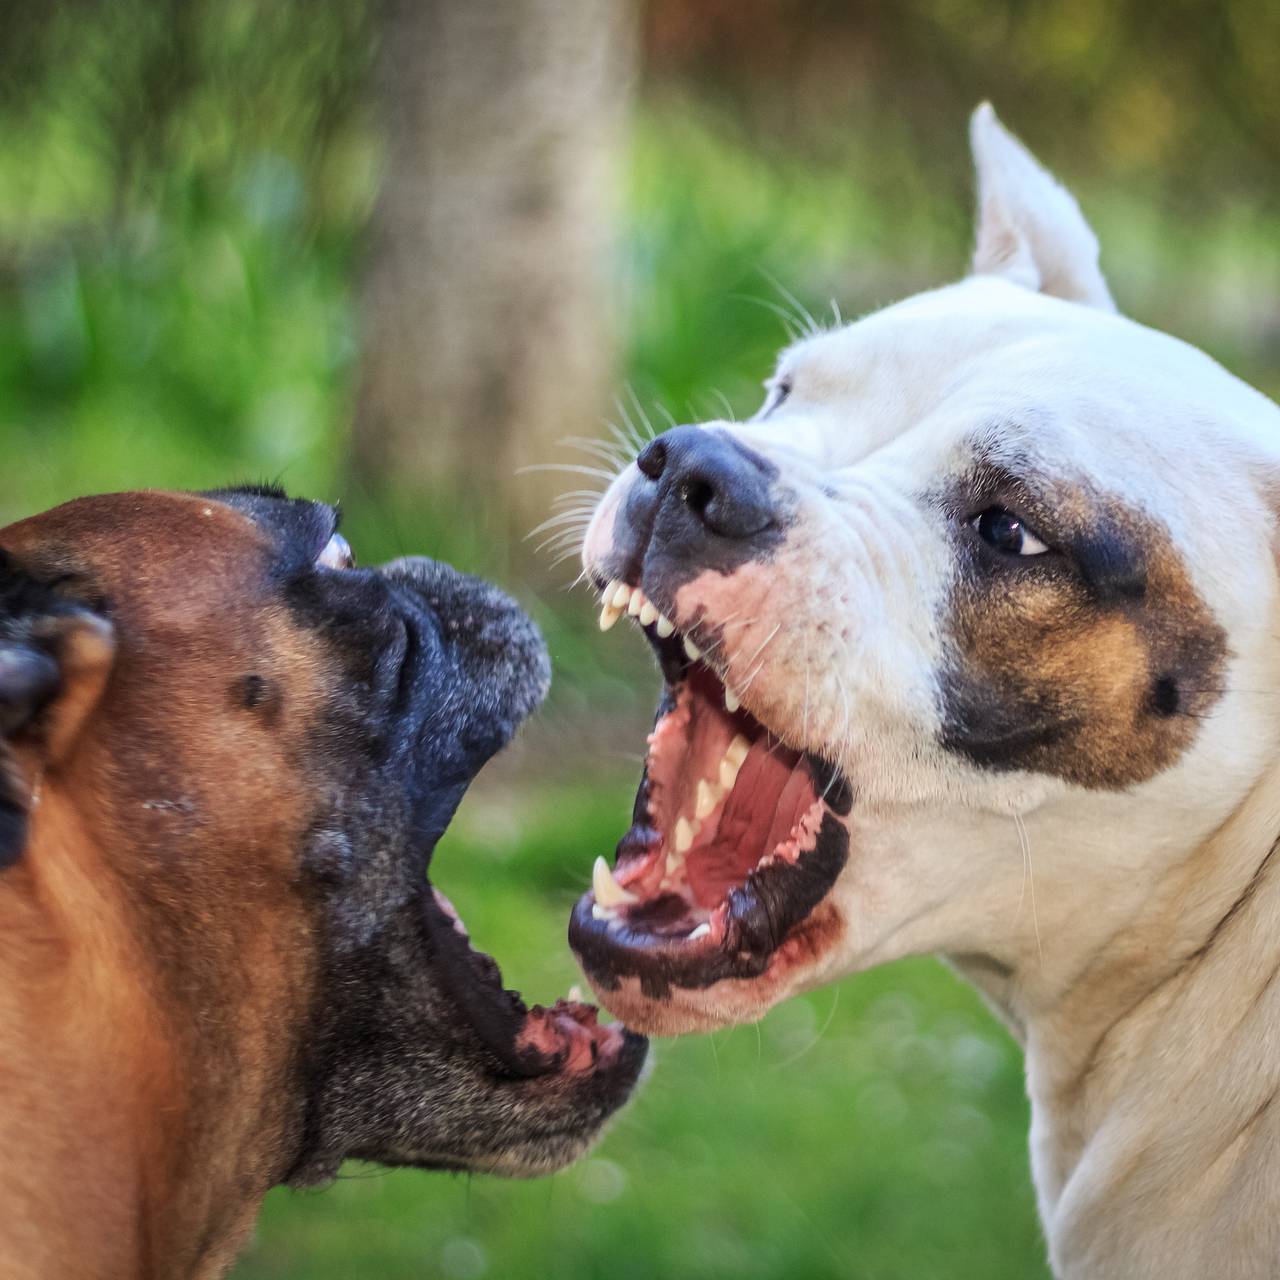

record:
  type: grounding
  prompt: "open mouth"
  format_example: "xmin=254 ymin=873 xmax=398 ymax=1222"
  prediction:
xmin=423 ymin=853 xmax=647 ymax=1086
xmin=569 ymin=578 xmax=852 ymax=1002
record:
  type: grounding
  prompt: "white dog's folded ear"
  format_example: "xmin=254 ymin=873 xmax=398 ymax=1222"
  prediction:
xmin=969 ymin=102 xmax=1116 ymax=312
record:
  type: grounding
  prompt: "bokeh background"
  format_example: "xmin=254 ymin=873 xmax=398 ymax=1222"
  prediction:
xmin=4 ymin=2 xmax=1278 ymax=1276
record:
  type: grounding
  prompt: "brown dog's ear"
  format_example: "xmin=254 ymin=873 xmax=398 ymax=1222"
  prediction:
xmin=969 ymin=102 xmax=1116 ymax=312
xmin=0 ymin=552 xmax=114 ymax=867
xmin=0 ymin=552 xmax=115 ymax=764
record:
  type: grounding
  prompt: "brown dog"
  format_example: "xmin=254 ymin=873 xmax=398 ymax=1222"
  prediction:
xmin=0 ymin=486 xmax=646 ymax=1279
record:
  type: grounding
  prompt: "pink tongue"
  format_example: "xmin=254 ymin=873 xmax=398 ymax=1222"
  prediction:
xmin=685 ymin=739 xmax=811 ymax=908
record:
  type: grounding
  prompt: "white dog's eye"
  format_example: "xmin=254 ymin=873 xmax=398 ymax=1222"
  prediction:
xmin=761 ymin=376 xmax=792 ymax=416
xmin=971 ymin=507 xmax=1049 ymax=556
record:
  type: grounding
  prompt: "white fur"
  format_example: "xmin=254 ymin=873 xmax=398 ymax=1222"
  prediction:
xmin=583 ymin=107 xmax=1280 ymax=1277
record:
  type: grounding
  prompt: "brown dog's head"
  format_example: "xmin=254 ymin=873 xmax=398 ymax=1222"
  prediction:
xmin=0 ymin=488 xmax=645 ymax=1222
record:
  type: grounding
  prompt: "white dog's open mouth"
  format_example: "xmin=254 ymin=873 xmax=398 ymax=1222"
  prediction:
xmin=570 ymin=579 xmax=851 ymax=1001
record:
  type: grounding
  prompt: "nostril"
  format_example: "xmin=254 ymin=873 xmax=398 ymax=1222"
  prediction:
xmin=636 ymin=438 xmax=667 ymax=480
xmin=678 ymin=477 xmax=715 ymax=517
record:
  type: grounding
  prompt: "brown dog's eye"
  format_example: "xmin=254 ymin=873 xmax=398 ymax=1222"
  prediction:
xmin=317 ymin=532 xmax=356 ymax=570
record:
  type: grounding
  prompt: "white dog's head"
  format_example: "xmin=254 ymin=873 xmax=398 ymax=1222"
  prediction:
xmin=570 ymin=106 xmax=1280 ymax=1036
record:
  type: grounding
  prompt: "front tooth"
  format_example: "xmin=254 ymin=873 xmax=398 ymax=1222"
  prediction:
xmin=639 ymin=600 xmax=659 ymax=627
xmin=593 ymin=855 xmax=638 ymax=907
xmin=610 ymin=581 xmax=631 ymax=609
xmin=674 ymin=817 xmax=695 ymax=853
xmin=724 ymin=687 xmax=741 ymax=713
xmin=688 ymin=922 xmax=711 ymax=941
xmin=695 ymin=778 xmax=721 ymax=820
xmin=599 ymin=604 xmax=622 ymax=631
xmin=655 ymin=614 xmax=675 ymax=639
xmin=725 ymin=734 xmax=751 ymax=768
xmin=627 ymin=588 xmax=645 ymax=617
xmin=683 ymin=636 xmax=702 ymax=661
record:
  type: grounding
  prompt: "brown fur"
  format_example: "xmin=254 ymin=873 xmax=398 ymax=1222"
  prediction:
xmin=942 ymin=485 xmax=1229 ymax=788
xmin=0 ymin=493 xmax=332 ymax=1278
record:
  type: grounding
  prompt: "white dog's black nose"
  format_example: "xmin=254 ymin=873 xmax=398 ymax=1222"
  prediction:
xmin=635 ymin=426 xmax=778 ymax=540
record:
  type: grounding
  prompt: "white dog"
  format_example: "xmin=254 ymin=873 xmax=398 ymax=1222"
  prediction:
xmin=570 ymin=106 xmax=1280 ymax=1279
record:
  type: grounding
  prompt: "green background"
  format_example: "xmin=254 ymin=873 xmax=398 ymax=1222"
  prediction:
xmin=4 ymin=3 xmax=1277 ymax=1275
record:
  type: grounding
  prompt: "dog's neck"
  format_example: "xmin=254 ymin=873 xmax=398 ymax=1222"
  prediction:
xmin=970 ymin=767 xmax=1280 ymax=1279
xmin=0 ymin=777 xmax=305 ymax=1279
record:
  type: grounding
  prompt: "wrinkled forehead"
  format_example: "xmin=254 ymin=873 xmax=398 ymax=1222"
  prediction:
xmin=0 ymin=489 xmax=334 ymax=623
xmin=759 ymin=279 xmax=1270 ymax=514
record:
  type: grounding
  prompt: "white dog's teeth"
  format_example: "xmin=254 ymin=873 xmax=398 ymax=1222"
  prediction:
xmin=627 ymin=587 xmax=646 ymax=617
xmin=719 ymin=734 xmax=751 ymax=789
xmin=567 ymin=984 xmax=585 ymax=1003
xmin=592 ymin=903 xmax=617 ymax=922
xmin=724 ymin=687 xmax=741 ymax=713
xmin=655 ymin=614 xmax=676 ymax=639
xmin=665 ymin=850 xmax=683 ymax=875
xmin=599 ymin=604 xmax=622 ymax=631
xmin=610 ymin=581 xmax=631 ymax=609
xmin=695 ymin=778 xmax=721 ymax=820
xmin=683 ymin=635 xmax=702 ymax=662
xmin=688 ymin=923 xmax=711 ymax=941
xmin=639 ymin=600 xmax=659 ymax=628
xmin=593 ymin=855 xmax=638 ymax=907
xmin=674 ymin=816 xmax=695 ymax=854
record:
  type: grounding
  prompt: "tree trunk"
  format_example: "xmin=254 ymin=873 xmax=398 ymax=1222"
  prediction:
xmin=352 ymin=0 xmax=635 ymax=537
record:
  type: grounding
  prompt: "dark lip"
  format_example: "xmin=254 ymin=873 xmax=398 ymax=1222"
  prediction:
xmin=570 ymin=806 xmax=850 ymax=1000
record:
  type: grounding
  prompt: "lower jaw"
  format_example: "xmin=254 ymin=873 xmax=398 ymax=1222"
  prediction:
xmin=568 ymin=808 xmax=851 ymax=1033
xmin=571 ymin=899 xmax=848 ymax=1035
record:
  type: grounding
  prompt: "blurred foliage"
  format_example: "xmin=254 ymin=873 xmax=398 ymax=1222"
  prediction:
xmin=0 ymin=1 xmax=1276 ymax=1276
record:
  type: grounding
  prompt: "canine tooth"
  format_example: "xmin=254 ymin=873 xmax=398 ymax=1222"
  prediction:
xmin=639 ymin=600 xmax=659 ymax=628
xmin=683 ymin=636 xmax=702 ymax=661
xmin=665 ymin=850 xmax=683 ymax=875
xmin=724 ymin=687 xmax=741 ymax=713
xmin=688 ymin=923 xmax=711 ymax=941
xmin=627 ymin=588 xmax=645 ymax=617
xmin=674 ymin=817 xmax=695 ymax=854
xmin=725 ymin=734 xmax=751 ymax=768
xmin=593 ymin=855 xmax=638 ymax=907
xmin=567 ymin=984 xmax=585 ymax=1003
xmin=655 ymin=614 xmax=676 ymax=639
xmin=719 ymin=758 xmax=739 ymax=790
xmin=695 ymin=778 xmax=720 ymax=820
xmin=610 ymin=582 xmax=631 ymax=609
xmin=592 ymin=903 xmax=617 ymax=922
xmin=599 ymin=604 xmax=622 ymax=631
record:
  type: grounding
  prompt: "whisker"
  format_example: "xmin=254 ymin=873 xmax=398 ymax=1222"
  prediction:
xmin=1014 ymin=812 xmax=1044 ymax=970
xmin=516 ymin=462 xmax=618 ymax=481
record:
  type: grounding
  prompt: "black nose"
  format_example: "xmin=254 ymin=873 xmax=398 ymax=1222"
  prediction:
xmin=635 ymin=426 xmax=777 ymax=540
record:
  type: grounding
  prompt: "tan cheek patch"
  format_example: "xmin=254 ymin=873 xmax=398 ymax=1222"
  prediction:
xmin=942 ymin=512 xmax=1228 ymax=790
